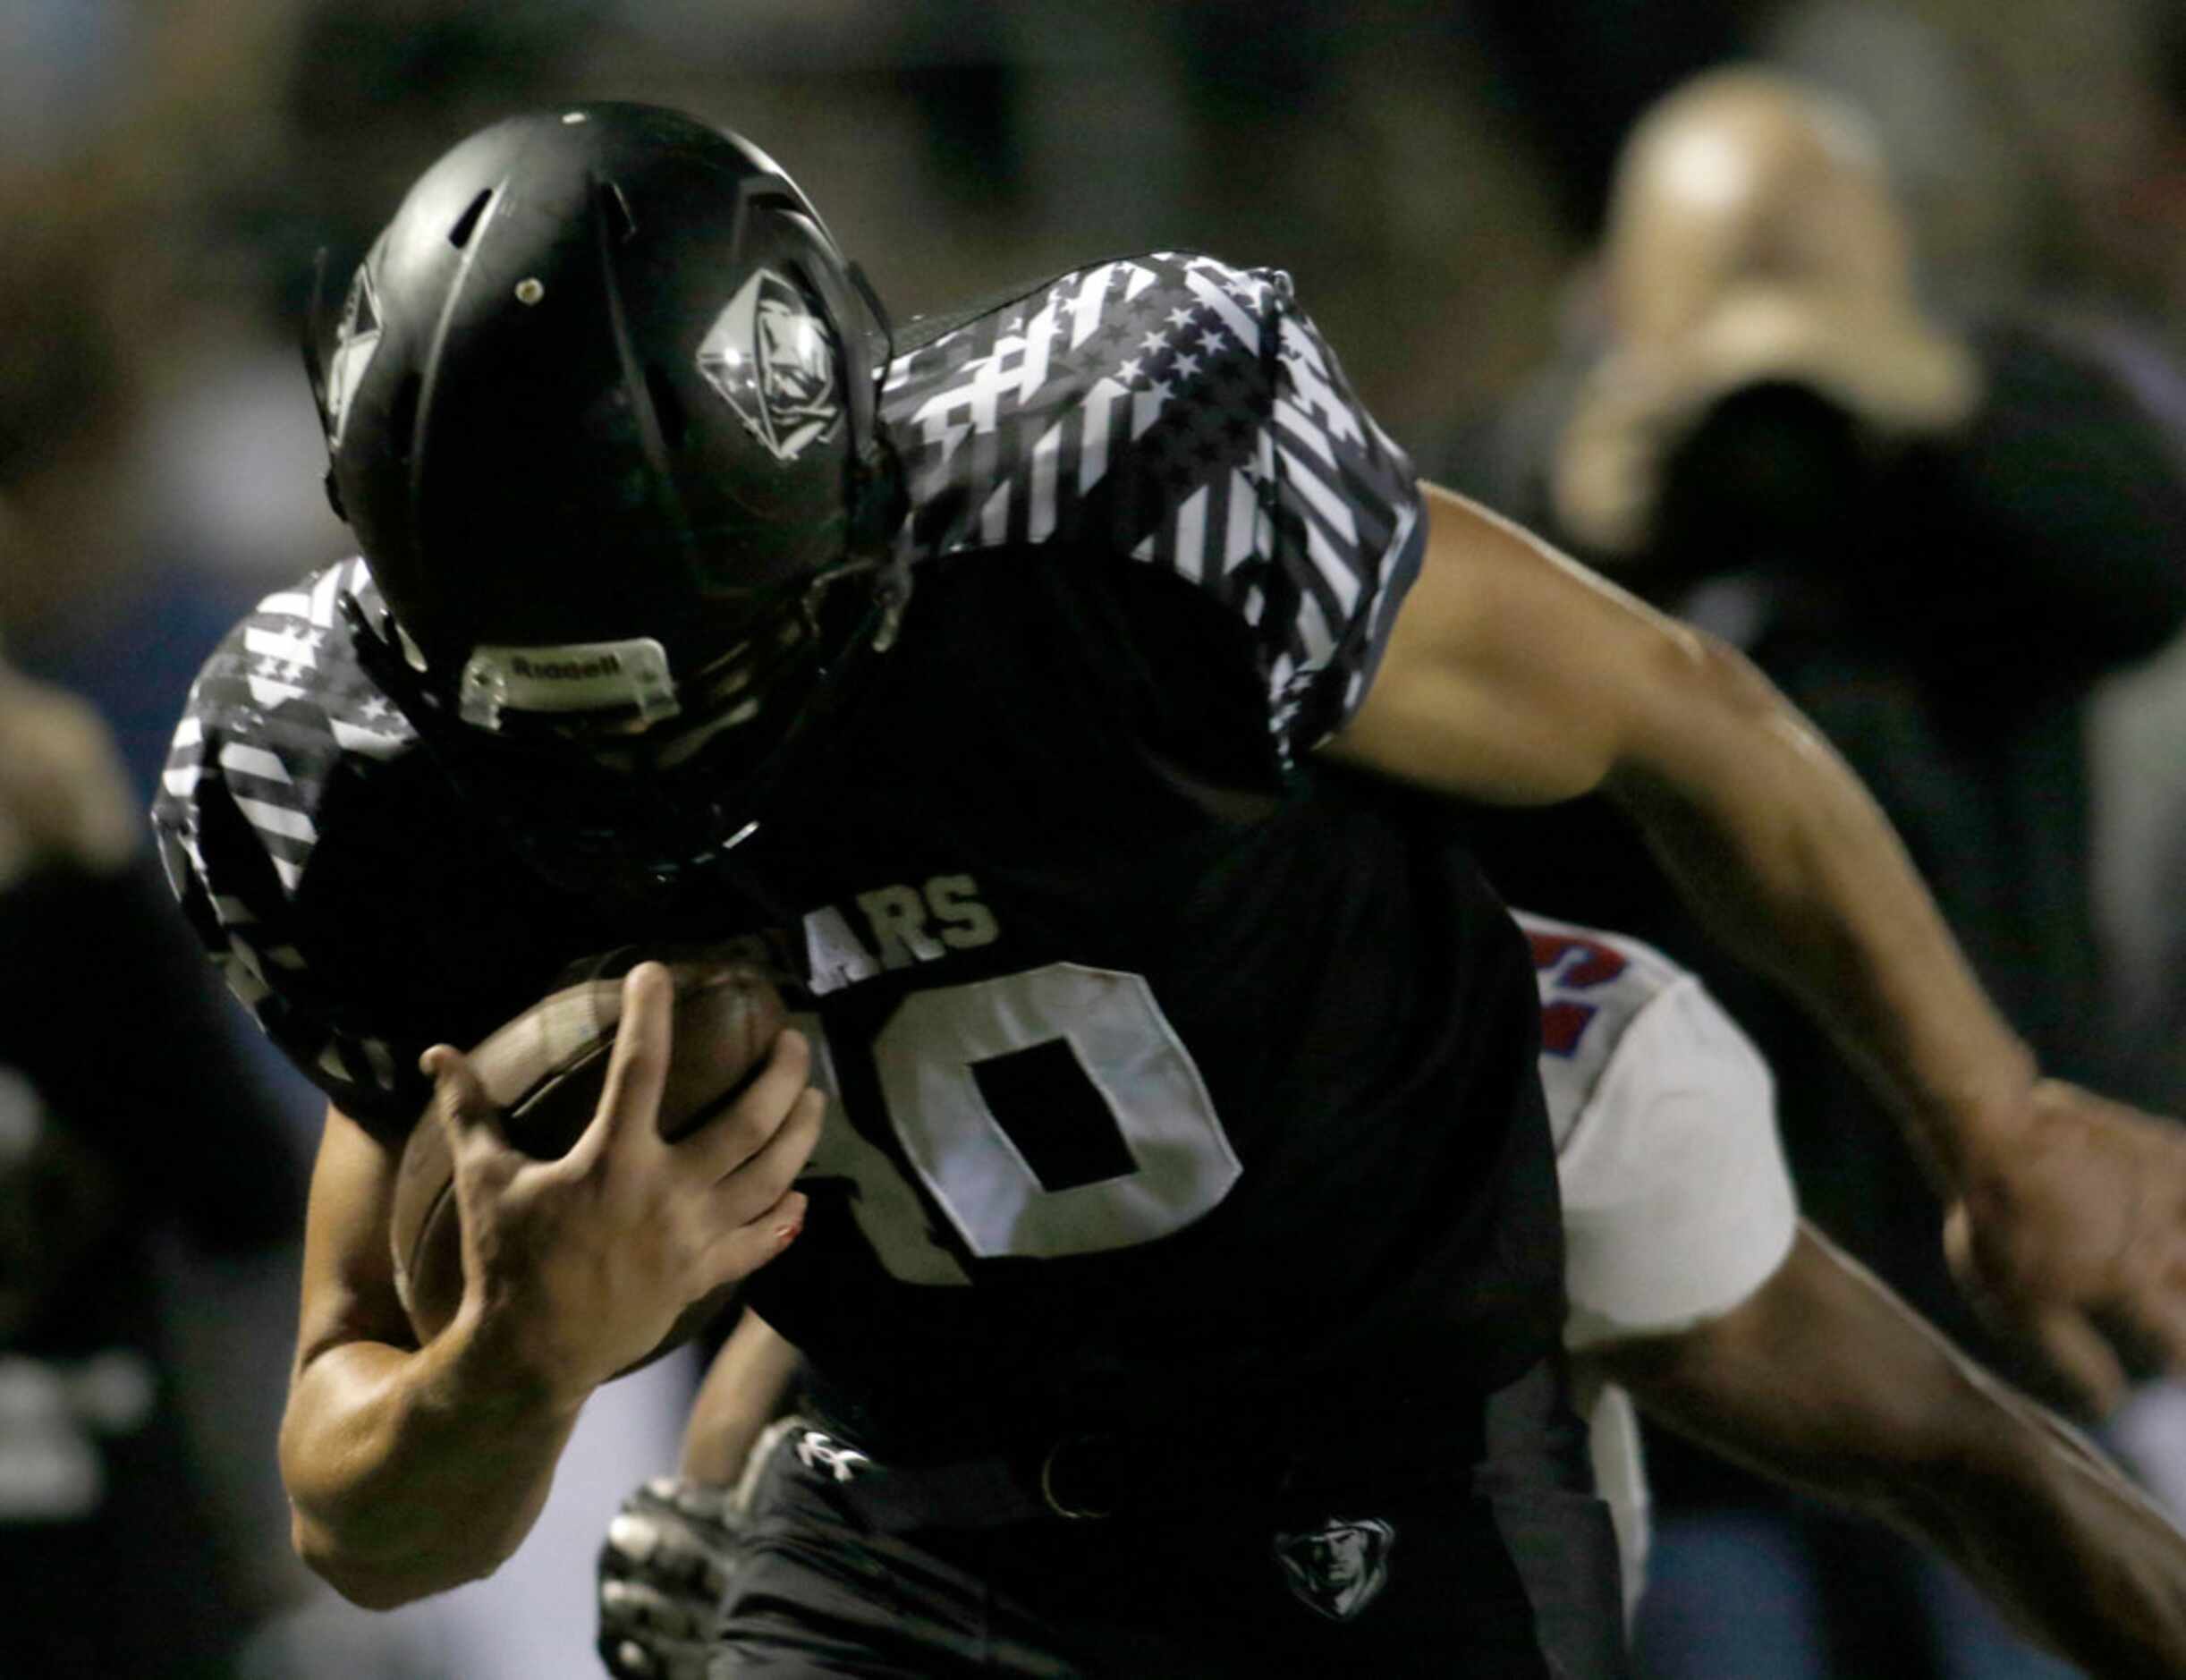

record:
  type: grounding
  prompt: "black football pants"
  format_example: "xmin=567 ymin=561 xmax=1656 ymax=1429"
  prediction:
xmin=710 ymin=1356 xmax=1630 ymax=1678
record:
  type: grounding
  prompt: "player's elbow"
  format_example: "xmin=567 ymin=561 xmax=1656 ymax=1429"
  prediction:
xmin=291 ymin=1504 xmax=506 ymax=1610
xmin=1634 ymin=622 xmax=1798 ymax=761
xmin=292 ymin=1509 xmax=424 ymax=1610
xmin=282 ymin=1422 xmax=517 ymax=1611
xmin=1601 ymin=624 xmax=1860 ymax=894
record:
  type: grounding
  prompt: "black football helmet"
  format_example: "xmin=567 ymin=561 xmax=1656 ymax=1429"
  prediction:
xmin=305 ymin=102 xmax=908 ymax=894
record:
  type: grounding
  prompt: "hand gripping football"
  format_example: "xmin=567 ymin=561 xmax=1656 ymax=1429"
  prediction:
xmin=389 ymin=957 xmax=788 ymax=1366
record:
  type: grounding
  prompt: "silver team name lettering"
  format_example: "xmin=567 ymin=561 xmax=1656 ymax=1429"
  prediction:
xmin=804 ymin=873 xmax=1000 ymax=997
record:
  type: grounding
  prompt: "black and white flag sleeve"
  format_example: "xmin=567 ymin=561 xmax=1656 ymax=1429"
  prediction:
xmin=152 ymin=562 xmax=428 ymax=1129
xmin=884 ymin=252 xmax=1426 ymax=768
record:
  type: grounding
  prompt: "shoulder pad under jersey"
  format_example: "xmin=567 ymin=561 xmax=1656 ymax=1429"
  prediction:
xmin=152 ymin=559 xmax=427 ymax=1121
xmin=882 ymin=252 xmax=1424 ymax=763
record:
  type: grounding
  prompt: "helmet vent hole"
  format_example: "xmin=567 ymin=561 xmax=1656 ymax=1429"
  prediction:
xmin=447 ymin=189 xmax=493 ymax=250
xmin=388 ymin=373 xmax=422 ymax=462
xmin=645 ymin=365 xmax=689 ymax=450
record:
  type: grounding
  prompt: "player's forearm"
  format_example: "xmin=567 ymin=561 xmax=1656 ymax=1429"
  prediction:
xmin=1653 ymin=1353 xmax=2186 ymax=1676
xmin=1599 ymin=646 xmax=2034 ymax=1186
xmin=1605 ymin=1230 xmax=2186 ymax=1677
xmin=1893 ymin=1383 xmax=2186 ymax=1679
xmin=279 ymin=1323 xmax=584 ymax=1608
xmin=680 ymin=1308 xmax=802 ymax=1484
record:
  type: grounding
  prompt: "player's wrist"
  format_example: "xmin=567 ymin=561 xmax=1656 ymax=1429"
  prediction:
xmin=1906 ymin=1033 xmax=2041 ymax=1191
xmin=433 ymin=1292 xmax=599 ymax=1419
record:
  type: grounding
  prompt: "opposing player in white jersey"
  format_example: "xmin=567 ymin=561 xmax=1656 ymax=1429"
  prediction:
xmin=600 ymin=912 xmax=2186 ymax=1678
xmin=1519 ymin=909 xmax=1794 ymax=1614
xmin=1533 ymin=912 xmax=2186 ymax=1674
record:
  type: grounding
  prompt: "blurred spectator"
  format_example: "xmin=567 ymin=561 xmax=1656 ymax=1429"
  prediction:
xmin=2095 ymin=2 xmax=2186 ymax=1108
xmin=2126 ymin=757 xmax=2186 ymax=1117
xmin=1759 ymin=1 xmax=2042 ymax=311
xmin=1468 ymin=0 xmax=1751 ymax=238
xmin=1446 ymin=66 xmax=2186 ymax=1679
xmin=0 ymin=668 xmax=306 ymax=1676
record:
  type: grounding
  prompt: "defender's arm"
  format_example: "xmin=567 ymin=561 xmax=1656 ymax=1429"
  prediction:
xmin=1595 ymin=1228 xmax=2186 ymax=1679
xmin=679 ymin=1307 xmax=804 ymax=1485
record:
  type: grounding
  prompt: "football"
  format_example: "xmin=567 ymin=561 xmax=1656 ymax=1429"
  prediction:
xmin=388 ymin=956 xmax=788 ymax=1366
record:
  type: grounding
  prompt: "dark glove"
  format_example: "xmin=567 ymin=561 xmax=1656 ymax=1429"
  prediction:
xmin=597 ymin=1475 xmax=746 ymax=1679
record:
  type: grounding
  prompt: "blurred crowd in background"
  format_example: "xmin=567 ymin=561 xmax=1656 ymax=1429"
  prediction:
xmin=6 ymin=1 xmax=2186 ymax=1675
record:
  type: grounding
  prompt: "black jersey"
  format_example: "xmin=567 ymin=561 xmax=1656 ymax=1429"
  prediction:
xmin=155 ymin=253 xmax=1563 ymax=1447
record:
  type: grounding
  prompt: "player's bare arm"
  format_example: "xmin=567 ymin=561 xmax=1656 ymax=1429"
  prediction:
xmin=1329 ymin=479 xmax=2186 ymax=1410
xmin=680 ymin=1306 xmax=805 ymax=1485
xmin=281 ymin=964 xmax=819 ymax=1608
xmin=1592 ymin=1227 xmax=2186 ymax=1679
xmin=1332 ymin=481 xmax=2028 ymax=1155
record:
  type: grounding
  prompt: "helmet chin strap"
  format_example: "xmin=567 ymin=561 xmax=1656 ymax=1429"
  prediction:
xmin=300 ymin=249 xmax=352 ymax=522
xmin=343 ymin=586 xmax=733 ymax=897
xmin=871 ymin=573 xmax=907 ymax=654
xmin=337 ymin=575 xmax=901 ymax=899
xmin=338 ymin=590 xmax=439 ymax=726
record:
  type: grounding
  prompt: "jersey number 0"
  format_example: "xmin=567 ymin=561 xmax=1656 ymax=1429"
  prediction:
xmin=792 ymin=963 xmax=1241 ymax=1285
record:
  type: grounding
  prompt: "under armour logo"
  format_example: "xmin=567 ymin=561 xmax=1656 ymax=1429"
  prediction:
xmin=794 ymin=1430 xmax=871 ymax=1483
xmin=1272 ymin=1516 xmax=1397 ymax=1622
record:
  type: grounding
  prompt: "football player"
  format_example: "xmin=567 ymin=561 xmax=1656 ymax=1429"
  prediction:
xmin=597 ymin=912 xmax=2186 ymax=1679
xmin=153 ymin=104 xmax=2186 ymax=1676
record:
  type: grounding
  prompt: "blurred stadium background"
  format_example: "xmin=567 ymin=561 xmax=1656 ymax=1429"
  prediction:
xmin=5 ymin=2 xmax=2186 ymax=1675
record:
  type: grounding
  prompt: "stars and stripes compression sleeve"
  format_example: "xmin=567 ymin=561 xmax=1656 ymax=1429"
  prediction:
xmin=882 ymin=252 xmax=1426 ymax=765
xmin=152 ymin=559 xmax=425 ymax=1124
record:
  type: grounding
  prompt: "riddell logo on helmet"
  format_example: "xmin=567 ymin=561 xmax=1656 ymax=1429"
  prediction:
xmin=508 ymin=651 xmax=623 ymax=683
xmin=695 ymin=268 xmax=843 ymax=462
xmin=458 ymin=638 xmax=676 ymax=728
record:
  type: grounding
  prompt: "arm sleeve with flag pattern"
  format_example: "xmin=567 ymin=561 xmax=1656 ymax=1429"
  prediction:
xmin=151 ymin=561 xmax=428 ymax=1130
xmin=883 ymin=251 xmax=1426 ymax=768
